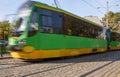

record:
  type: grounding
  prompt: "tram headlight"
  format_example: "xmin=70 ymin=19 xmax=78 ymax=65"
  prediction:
xmin=19 ymin=39 xmax=26 ymax=45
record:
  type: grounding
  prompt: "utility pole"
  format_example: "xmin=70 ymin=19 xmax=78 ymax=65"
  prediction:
xmin=97 ymin=1 xmax=119 ymax=28
xmin=106 ymin=1 xmax=109 ymax=28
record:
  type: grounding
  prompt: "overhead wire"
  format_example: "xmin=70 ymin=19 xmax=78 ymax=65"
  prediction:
xmin=113 ymin=0 xmax=120 ymax=4
xmin=108 ymin=0 xmax=120 ymax=13
xmin=94 ymin=0 xmax=106 ymax=12
xmin=94 ymin=0 xmax=104 ymax=6
xmin=81 ymin=0 xmax=104 ymax=14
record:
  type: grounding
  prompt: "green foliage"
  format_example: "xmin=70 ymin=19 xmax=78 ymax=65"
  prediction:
xmin=102 ymin=11 xmax=120 ymax=32
xmin=0 ymin=20 xmax=10 ymax=40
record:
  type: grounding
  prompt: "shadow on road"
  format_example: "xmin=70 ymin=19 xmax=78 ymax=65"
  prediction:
xmin=23 ymin=50 xmax=120 ymax=63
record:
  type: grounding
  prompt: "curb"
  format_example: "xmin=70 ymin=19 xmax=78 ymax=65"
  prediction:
xmin=0 ymin=54 xmax=12 ymax=59
xmin=0 ymin=57 xmax=12 ymax=59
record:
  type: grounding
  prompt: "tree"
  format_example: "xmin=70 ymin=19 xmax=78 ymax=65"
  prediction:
xmin=0 ymin=21 xmax=10 ymax=40
xmin=102 ymin=11 xmax=120 ymax=32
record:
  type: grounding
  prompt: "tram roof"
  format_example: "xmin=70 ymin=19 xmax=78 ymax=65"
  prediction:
xmin=23 ymin=1 xmax=104 ymax=28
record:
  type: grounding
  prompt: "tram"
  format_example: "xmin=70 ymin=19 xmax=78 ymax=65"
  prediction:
xmin=7 ymin=1 xmax=120 ymax=59
xmin=109 ymin=31 xmax=120 ymax=50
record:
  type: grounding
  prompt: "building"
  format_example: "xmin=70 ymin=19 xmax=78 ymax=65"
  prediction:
xmin=84 ymin=16 xmax=103 ymax=26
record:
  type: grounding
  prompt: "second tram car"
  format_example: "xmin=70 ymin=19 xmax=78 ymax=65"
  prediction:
xmin=109 ymin=31 xmax=120 ymax=50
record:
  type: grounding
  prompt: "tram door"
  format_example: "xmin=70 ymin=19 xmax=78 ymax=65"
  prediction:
xmin=106 ymin=29 xmax=111 ymax=48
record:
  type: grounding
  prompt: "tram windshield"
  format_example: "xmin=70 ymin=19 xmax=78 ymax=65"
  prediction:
xmin=10 ymin=10 xmax=31 ymax=36
xmin=11 ymin=1 xmax=34 ymax=36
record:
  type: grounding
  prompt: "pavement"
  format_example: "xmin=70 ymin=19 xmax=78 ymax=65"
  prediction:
xmin=0 ymin=53 xmax=11 ymax=58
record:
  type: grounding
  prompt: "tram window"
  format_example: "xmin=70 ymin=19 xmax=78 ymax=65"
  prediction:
xmin=41 ymin=15 xmax=52 ymax=27
xmin=63 ymin=14 xmax=104 ymax=39
xmin=111 ymin=32 xmax=120 ymax=41
xmin=63 ymin=15 xmax=72 ymax=35
xmin=28 ymin=8 xmax=38 ymax=37
xmin=111 ymin=32 xmax=116 ymax=41
xmin=52 ymin=11 xmax=62 ymax=28
xmin=40 ymin=8 xmax=62 ymax=34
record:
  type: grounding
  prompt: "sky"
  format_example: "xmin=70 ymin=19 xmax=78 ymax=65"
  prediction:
xmin=0 ymin=0 xmax=120 ymax=21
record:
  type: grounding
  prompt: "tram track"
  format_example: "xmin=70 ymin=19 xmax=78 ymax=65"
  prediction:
xmin=21 ymin=63 xmax=75 ymax=77
xmin=0 ymin=62 xmax=33 ymax=70
xmin=0 ymin=57 xmax=71 ymax=70
xmin=103 ymin=61 xmax=120 ymax=77
xmin=0 ymin=57 xmax=77 ymax=77
xmin=0 ymin=57 xmax=73 ymax=67
xmin=0 ymin=59 xmax=33 ymax=70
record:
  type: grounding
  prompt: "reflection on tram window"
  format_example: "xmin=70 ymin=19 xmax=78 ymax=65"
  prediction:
xmin=28 ymin=8 xmax=38 ymax=37
xmin=111 ymin=32 xmax=120 ymax=41
xmin=63 ymin=14 xmax=103 ymax=39
xmin=40 ymin=8 xmax=62 ymax=34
